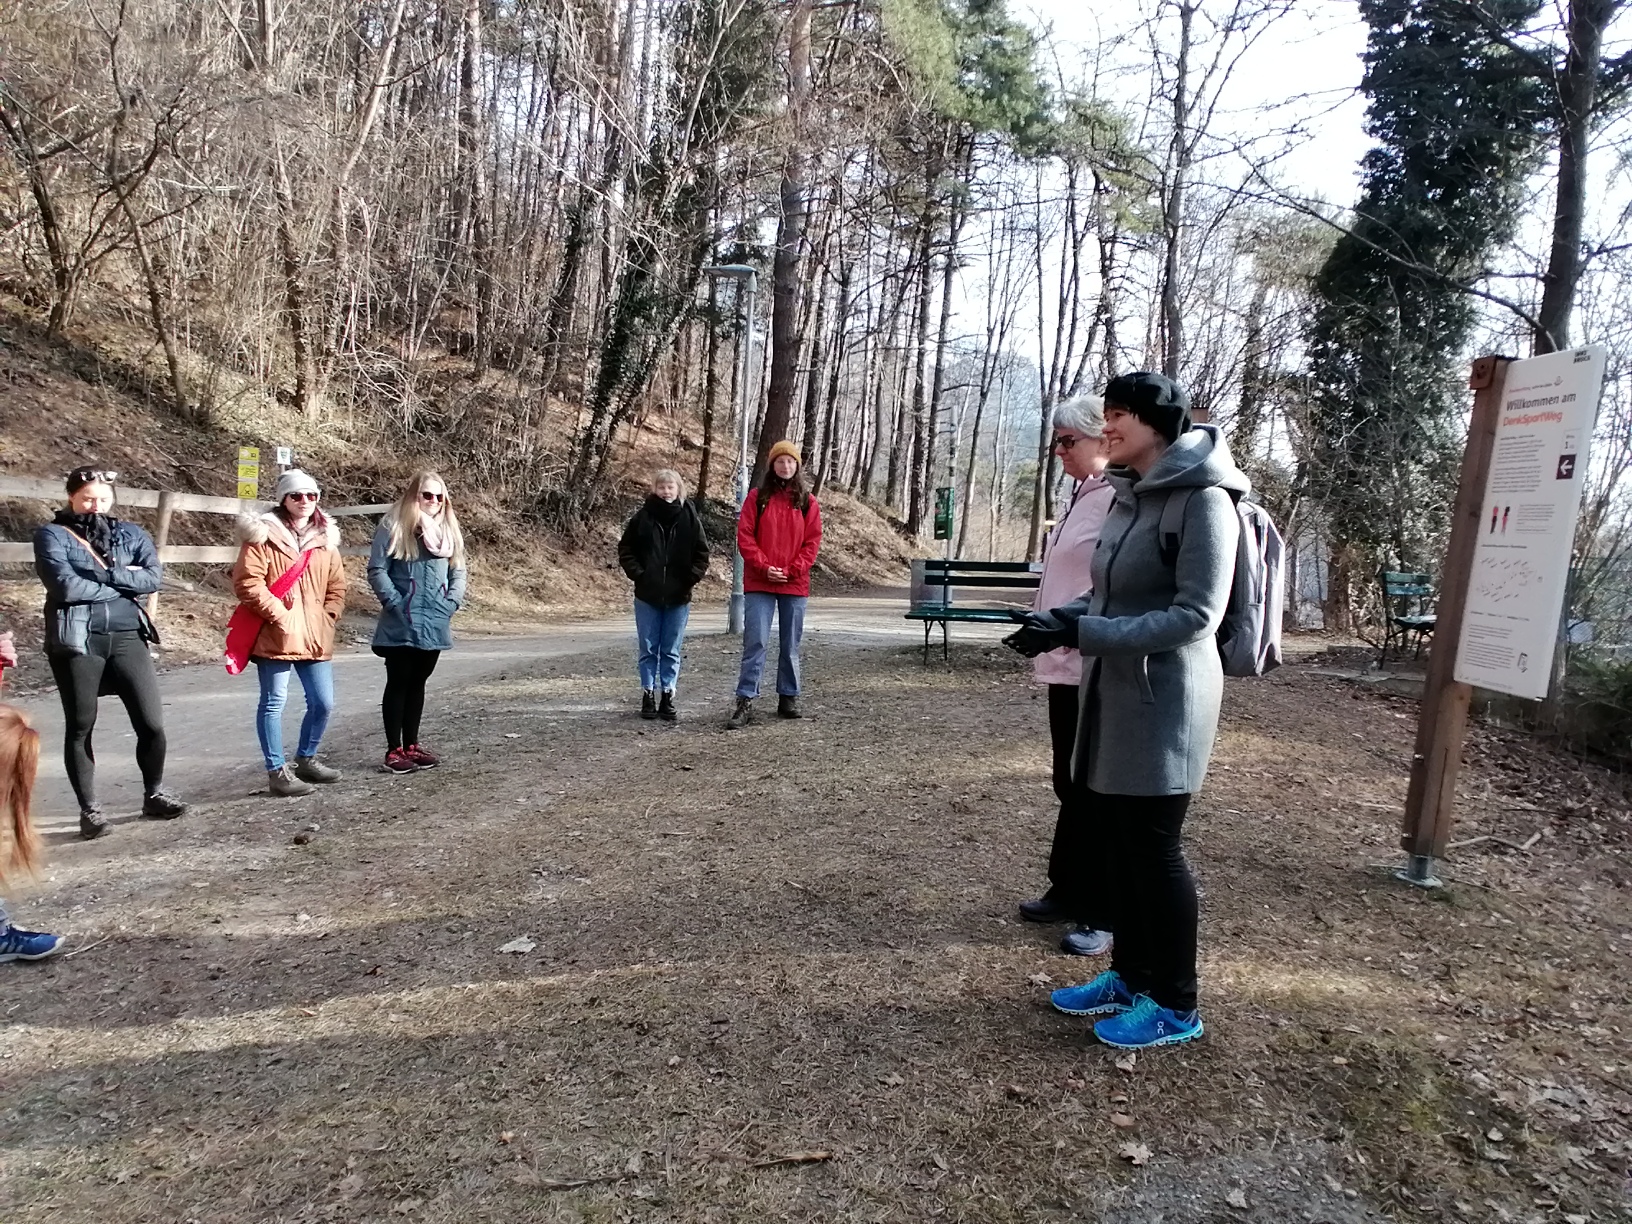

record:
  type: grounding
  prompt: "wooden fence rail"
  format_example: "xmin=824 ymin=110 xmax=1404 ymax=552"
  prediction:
xmin=0 ymin=475 xmax=390 ymax=564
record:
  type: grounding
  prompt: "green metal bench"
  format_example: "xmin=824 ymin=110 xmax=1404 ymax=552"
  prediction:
xmin=1378 ymin=569 xmax=1436 ymax=664
xmin=905 ymin=559 xmax=1041 ymax=662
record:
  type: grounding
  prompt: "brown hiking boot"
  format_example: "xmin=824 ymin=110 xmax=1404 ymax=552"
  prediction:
xmin=777 ymin=695 xmax=803 ymax=719
xmin=269 ymin=765 xmax=315 ymax=797
xmin=726 ymin=697 xmax=753 ymax=730
xmin=293 ymin=756 xmax=342 ymax=784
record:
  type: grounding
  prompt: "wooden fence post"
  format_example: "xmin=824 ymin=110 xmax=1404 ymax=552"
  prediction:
xmin=1397 ymin=355 xmax=1511 ymax=887
xmin=146 ymin=489 xmax=177 ymax=622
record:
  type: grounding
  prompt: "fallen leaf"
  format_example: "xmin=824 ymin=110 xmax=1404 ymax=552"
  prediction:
xmin=1028 ymin=972 xmax=1053 ymax=986
xmin=497 ymin=936 xmax=536 ymax=955
xmin=880 ymin=1072 xmax=904 ymax=1087
xmin=503 ymin=733 xmax=522 ymax=739
xmin=335 ymin=1173 xmax=364 ymax=1199
xmin=112 ymin=1168 xmax=140 ymax=1184
xmin=1565 ymin=1215 xmax=1588 ymax=1224
xmin=1227 ymin=1188 xmax=1249 ymax=1210
xmin=1109 ymin=1092 xmax=1129 ymax=1105
xmin=392 ymin=1199 xmax=422 ymax=1215
xmin=1114 ymin=1053 xmax=1137 ymax=1073
xmin=1118 ymin=1142 xmax=1151 ymax=1166
xmin=1109 ymin=1112 xmax=1136 ymax=1129
xmin=932 ymin=1153 xmax=949 ymax=1172
xmin=1486 ymin=1127 xmax=1503 ymax=1143
xmin=498 ymin=1131 xmax=514 ymax=1145
xmin=667 ymin=1055 xmax=681 ymax=1067
xmin=1331 ymin=1056 xmax=1350 ymax=1066
xmin=625 ymin=1154 xmax=643 ymax=1175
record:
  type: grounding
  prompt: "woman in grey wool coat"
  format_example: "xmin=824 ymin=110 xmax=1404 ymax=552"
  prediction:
xmin=1008 ymin=371 xmax=1244 ymax=1051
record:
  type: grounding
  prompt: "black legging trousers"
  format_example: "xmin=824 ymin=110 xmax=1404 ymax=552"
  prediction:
xmin=48 ymin=630 xmax=167 ymax=810
xmin=380 ymin=647 xmax=441 ymax=749
xmin=1092 ymin=788 xmax=1199 ymax=1013
xmin=1045 ymin=683 xmax=1112 ymax=930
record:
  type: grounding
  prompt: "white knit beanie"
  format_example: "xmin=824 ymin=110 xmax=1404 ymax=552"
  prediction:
xmin=273 ymin=468 xmax=320 ymax=501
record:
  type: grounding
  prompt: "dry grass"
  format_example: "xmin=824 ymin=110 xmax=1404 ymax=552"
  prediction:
xmin=0 ymin=635 xmax=1629 ymax=1222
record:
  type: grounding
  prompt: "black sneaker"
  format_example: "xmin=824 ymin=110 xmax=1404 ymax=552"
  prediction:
xmin=777 ymin=695 xmax=803 ymax=719
xmin=658 ymin=691 xmax=677 ymax=722
xmin=141 ymin=790 xmax=189 ymax=820
xmin=641 ymin=690 xmax=658 ymax=720
xmin=79 ymin=806 xmax=108 ymax=840
xmin=1018 ymin=893 xmax=1072 ymax=924
xmin=726 ymin=697 xmax=753 ymax=730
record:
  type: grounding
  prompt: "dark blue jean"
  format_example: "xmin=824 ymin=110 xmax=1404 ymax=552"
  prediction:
xmin=633 ymin=599 xmax=690 ymax=692
xmin=255 ymin=659 xmax=335 ymax=770
xmin=735 ymin=592 xmax=806 ymax=699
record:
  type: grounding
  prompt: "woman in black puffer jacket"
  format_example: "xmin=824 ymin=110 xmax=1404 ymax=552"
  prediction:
xmin=617 ymin=469 xmax=710 ymax=722
xmin=33 ymin=467 xmax=188 ymax=838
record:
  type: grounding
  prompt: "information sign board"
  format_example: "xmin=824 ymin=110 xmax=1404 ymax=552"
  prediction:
xmin=237 ymin=445 xmax=260 ymax=501
xmin=1454 ymin=346 xmax=1607 ymax=699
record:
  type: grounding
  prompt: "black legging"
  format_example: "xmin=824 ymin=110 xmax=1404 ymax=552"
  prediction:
xmin=1092 ymin=788 xmax=1198 ymax=1013
xmin=380 ymin=647 xmax=440 ymax=749
xmin=48 ymin=630 xmax=167 ymax=810
xmin=1046 ymin=683 xmax=1111 ymax=930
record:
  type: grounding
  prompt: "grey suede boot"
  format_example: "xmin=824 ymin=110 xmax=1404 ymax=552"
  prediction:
xmin=269 ymin=765 xmax=315 ymax=797
xmin=293 ymin=756 xmax=342 ymax=784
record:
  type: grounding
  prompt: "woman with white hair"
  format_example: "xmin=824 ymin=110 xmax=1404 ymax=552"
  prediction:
xmin=1013 ymin=396 xmax=1116 ymax=957
xmin=368 ymin=471 xmax=468 ymax=774
xmin=618 ymin=469 xmax=711 ymax=722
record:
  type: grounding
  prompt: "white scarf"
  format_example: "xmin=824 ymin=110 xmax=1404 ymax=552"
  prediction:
xmin=418 ymin=512 xmax=453 ymax=559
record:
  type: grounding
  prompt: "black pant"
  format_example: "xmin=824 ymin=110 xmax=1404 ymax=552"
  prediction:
xmin=48 ymin=631 xmax=167 ymax=810
xmin=1045 ymin=684 xmax=1111 ymax=929
xmin=1093 ymin=788 xmax=1198 ymax=1013
xmin=379 ymin=647 xmax=440 ymax=749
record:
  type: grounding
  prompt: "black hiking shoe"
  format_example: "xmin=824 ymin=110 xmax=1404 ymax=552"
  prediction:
xmin=641 ymin=690 xmax=658 ymax=720
xmin=726 ymin=697 xmax=754 ymax=730
xmin=658 ymin=690 xmax=677 ymax=722
xmin=79 ymin=806 xmax=108 ymax=840
xmin=1018 ymin=892 xmax=1072 ymax=924
xmin=777 ymin=695 xmax=803 ymax=719
xmin=141 ymin=790 xmax=189 ymax=820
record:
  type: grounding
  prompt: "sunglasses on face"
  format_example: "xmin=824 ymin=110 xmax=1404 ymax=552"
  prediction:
xmin=286 ymin=491 xmax=319 ymax=502
xmin=1052 ymin=435 xmax=1083 ymax=451
xmin=419 ymin=491 xmax=446 ymax=502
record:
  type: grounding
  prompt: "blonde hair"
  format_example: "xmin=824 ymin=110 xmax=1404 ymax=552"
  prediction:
xmin=384 ymin=470 xmax=466 ymax=569
xmin=0 ymin=705 xmax=42 ymax=883
xmin=651 ymin=468 xmax=687 ymax=502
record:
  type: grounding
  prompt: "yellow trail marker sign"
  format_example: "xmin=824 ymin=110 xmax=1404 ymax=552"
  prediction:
xmin=237 ymin=446 xmax=260 ymax=500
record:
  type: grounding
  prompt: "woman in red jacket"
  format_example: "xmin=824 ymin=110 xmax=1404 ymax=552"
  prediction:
xmin=727 ymin=440 xmax=822 ymax=728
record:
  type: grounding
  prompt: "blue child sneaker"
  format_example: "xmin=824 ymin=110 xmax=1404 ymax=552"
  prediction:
xmin=0 ymin=927 xmax=66 ymax=963
xmin=1051 ymin=969 xmax=1136 ymax=1017
xmin=1093 ymin=995 xmax=1204 ymax=1048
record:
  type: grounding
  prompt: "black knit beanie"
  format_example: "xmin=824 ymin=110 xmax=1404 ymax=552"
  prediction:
xmin=1103 ymin=372 xmax=1192 ymax=443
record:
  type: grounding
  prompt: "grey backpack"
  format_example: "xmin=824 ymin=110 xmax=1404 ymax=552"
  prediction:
xmin=1157 ymin=487 xmax=1285 ymax=677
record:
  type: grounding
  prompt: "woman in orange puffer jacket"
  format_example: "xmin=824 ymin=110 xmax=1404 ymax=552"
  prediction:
xmin=726 ymin=440 xmax=822 ymax=728
xmin=231 ymin=469 xmax=348 ymax=797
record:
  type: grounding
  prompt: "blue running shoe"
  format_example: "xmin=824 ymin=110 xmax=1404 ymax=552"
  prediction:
xmin=0 ymin=926 xmax=65 ymax=963
xmin=1051 ymin=970 xmax=1136 ymax=1017
xmin=1093 ymin=995 xmax=1204 ymax=1049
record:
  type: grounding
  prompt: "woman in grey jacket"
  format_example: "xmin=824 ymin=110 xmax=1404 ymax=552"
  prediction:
xmin=1010 ymin=372 xmax=1243 ymax=1051
xmin=33 ymin=467 xmax=187 ymax=837
xmin=368 ymin=471 xmax=468 ymax=774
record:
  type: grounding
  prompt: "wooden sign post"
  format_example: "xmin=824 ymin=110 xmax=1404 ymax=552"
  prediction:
xmin=1397 ymin=356 xmax=1510 ymax=887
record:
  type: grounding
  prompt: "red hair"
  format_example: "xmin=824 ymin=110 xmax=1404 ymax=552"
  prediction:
xmin=0 ymin=705 xmax=42 ymax=881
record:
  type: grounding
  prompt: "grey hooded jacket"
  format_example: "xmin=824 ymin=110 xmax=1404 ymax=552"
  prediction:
xmin=1053 ymin=424 xmax=1248 ymax=796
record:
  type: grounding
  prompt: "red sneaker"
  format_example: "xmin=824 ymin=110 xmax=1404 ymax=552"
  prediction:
xmin=383 ymin=747 xmax=418 ymax=774
xmin=405 ymin=743 xmax=440 ymax=769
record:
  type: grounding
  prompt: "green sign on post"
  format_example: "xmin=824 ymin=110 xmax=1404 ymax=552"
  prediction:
xmin=933 ymin=486 xmax=954 ymax=541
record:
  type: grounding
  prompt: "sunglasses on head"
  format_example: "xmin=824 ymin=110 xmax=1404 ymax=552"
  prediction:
xmin=286 ymin=491 xmax=319 ymax=502
xmin=419 ymin=491 xmax=445 ymax=502
xmin=70 ymin=468 xmax=118 ymax=484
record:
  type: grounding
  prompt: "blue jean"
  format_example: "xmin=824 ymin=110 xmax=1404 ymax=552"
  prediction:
xmin=255 ymin=659 xmax=335 ymax=770
xmin=736 ymin=592 xmax=807 ymax=699
xmin=634 ymin=599 xmax=690 ymax=692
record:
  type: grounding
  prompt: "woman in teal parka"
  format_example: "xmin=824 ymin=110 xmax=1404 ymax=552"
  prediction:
xmin=367 ymin=471 xmax=468 ymax=774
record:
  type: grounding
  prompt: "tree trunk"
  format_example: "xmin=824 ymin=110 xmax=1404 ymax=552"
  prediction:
xmin=755 ymin=0 xmax=814 ymax=477
xmin=699 ymin=280 xmax=720 ymax=501
xmin=816 ymin=257 xmax=852 ymax=494
xmin=1533 ymin=0 xmax=1612 ymax=354
xmin=1160 ymin=0 xmax=1195 ymax=380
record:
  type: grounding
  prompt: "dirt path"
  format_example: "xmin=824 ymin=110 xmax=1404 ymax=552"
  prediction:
xmin=1 ymin=626 xmax=1629 ymax=1223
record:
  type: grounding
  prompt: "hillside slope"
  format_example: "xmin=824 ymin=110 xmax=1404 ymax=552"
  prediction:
xmin=0 ymin=306 xmax=918 ymax=675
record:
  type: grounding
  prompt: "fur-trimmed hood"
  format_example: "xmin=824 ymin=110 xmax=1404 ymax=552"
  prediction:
xmin=236 ymin=510 xmax=340 ymax=557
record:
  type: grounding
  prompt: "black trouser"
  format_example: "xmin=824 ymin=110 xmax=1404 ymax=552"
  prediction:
xmin=380 ymin=647 xmax=441 ymax=749
xmin=48 ymin=630 xmax=167 ymax=810
xmin=1093 ymin=788 xmax=1198 ymax=1013
xmin=1045 ymin=684 xmax=1111 ymax=930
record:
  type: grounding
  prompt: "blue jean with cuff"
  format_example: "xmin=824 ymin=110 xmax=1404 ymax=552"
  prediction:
xmin=254 ymin=659 xmax=335 ymax=770
xmin=735 ymin=592 xmax=806 ymax=699
xmin=634 ymin=599 xmax=690 ymax=692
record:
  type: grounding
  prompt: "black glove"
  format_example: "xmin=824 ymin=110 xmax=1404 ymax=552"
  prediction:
xmin=1003 ymin=608 xmax=1081 ymax=656
xmin=1003 ymin=626 xmax=1057 ymax=658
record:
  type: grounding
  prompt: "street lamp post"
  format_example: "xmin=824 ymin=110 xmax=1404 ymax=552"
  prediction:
xmin=702 ymin=264 xmax=758 ymax=634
